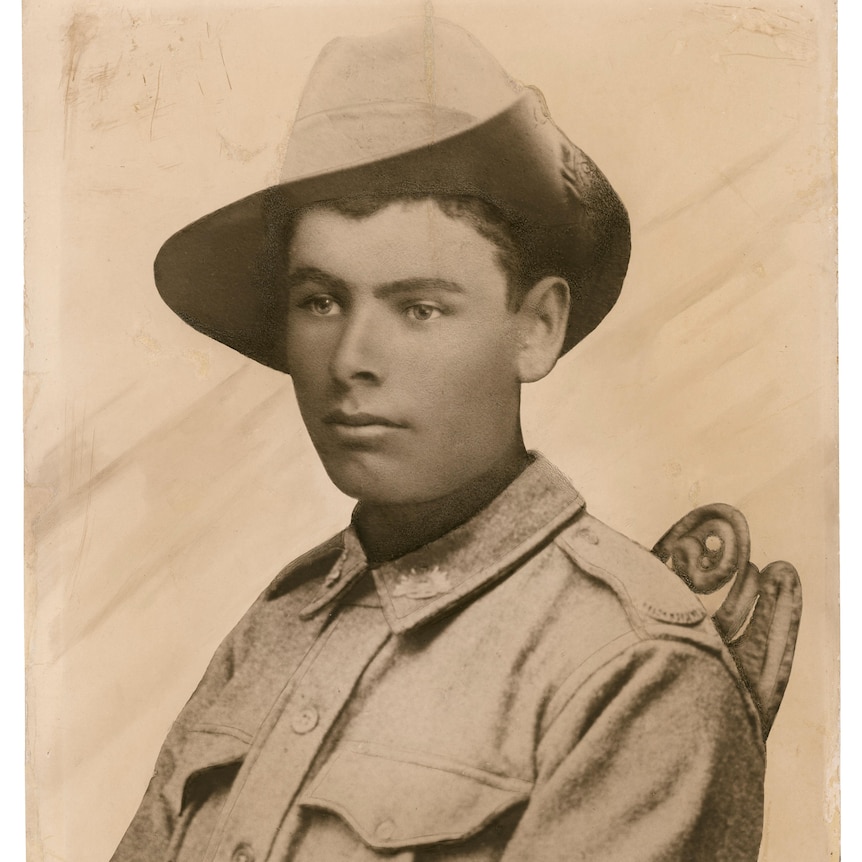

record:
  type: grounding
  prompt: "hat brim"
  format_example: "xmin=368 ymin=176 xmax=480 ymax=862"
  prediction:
xmin=154 ymin=94 xmax=631 ymax=373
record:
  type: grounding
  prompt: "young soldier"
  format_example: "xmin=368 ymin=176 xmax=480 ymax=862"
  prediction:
xmin=113 ymin=19 xmax=765 ymax=861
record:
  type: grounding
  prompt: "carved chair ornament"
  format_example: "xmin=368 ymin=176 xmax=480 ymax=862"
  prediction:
xmin=652 ymin=503 xmax=802 ymax=740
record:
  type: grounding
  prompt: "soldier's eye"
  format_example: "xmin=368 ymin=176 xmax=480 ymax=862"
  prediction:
xmin=406 ymin=303 xmax=442 ymax=321
xmin=302 ymin=295 xmax=341 ymax=316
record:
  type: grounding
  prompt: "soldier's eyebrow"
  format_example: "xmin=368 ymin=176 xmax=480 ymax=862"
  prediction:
xmin=374 ymin=278 xmax=466 ymax=298
xmin=284 ymin=270 xmax=466 ymax=298
xmin=284 ymin=266 xmax=350 ymax=293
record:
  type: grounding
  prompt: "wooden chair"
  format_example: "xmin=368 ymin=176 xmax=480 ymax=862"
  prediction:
xmin=652 ymin=504 xmax=802 ymax=740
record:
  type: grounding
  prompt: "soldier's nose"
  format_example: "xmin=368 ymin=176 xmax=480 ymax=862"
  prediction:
xmin=329 ymin=311 xmax=384 ymax=384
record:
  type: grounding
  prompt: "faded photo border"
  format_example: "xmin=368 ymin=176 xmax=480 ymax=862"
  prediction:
xmin=8 ymin=1 xmax=24 ymax=858
xmin=21 ymin=1 xmax=848 ymax=860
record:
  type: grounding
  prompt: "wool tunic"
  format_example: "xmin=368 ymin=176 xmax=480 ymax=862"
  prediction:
xmin=112 ymin=456 xmax=764 ymax=861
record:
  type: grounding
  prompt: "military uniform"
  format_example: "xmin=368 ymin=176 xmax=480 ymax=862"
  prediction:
xmin=112 ymin=456 xmax=764 ymax=862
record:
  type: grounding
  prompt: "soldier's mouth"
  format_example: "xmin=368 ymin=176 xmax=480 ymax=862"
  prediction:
xmin=323 ymin=409 xmax=405 ymax=428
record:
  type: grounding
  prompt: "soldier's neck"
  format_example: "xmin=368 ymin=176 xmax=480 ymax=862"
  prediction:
xmin=353 ymin=446 xmax=531 ymax=566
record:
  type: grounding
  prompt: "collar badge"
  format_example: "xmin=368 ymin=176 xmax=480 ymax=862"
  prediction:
xmin=390 ymin=566 xmax=451 ymax=600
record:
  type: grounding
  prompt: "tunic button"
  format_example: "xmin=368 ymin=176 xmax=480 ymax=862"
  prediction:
xmin=231 ymin=844 xmax=254 ymax=862
xmin=375 ymin=819 xmax=396 ymax=840
xmin=291 ymin=706 xmax=319 ymax=734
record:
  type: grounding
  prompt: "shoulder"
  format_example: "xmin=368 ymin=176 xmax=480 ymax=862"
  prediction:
xmin=550 ymin=511 xmax=723 ymax=652
xmin=555 ymin=513 xmax=706 ymax=625
xmin=545 ymin=512 xmax=764 ymax=740
xmin=211 ymin=532 xmax=346 ymax=661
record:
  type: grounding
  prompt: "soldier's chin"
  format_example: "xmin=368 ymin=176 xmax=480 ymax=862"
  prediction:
xmin=317 ymin=453 xmax=447 ymax=507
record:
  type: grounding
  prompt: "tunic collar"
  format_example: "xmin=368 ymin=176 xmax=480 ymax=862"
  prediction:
xmin=299 ymin=454 xmax=585 ymax=633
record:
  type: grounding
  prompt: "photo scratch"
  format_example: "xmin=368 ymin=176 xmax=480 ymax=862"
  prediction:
xmin=149 ymin=63 xmax=161 ymax=141
xmin=219 ymin=39 xmax=232 ymax=90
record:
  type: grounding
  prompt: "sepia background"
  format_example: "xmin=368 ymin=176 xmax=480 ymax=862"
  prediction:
xmin=24 ymin=1 xmax=837 ymax=859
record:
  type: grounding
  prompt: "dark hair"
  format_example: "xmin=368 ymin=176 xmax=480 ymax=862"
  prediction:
xmin=259 ymin=192 xmax=541 ymax=310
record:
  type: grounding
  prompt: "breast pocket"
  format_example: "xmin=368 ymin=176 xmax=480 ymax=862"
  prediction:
xmin=297 ymin=743 xmax=532 ymax=855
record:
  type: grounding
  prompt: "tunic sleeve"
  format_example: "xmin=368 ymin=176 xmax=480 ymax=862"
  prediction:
xmin=109 ymin=629 xmax=239 ymax=862
xmin=500 ymin=639 xmax=765 ymax=862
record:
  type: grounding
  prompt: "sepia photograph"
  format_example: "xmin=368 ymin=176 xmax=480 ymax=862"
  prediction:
xmin=24 ymin=1 xmax=837 ymax=859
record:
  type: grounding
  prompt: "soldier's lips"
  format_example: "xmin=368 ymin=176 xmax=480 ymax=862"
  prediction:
xmin=322 ymin=409 xmax=406 ymax=440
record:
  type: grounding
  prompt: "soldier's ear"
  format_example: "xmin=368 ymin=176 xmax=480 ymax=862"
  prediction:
xmin=514 ymin=277 xmax=571 ymax=383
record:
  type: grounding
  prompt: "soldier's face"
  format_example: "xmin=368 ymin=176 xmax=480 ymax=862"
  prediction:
xmin=283 ymin=200 xmax=525 ymax=505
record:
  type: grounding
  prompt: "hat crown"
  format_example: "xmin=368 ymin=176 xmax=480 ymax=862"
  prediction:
xmin=297 ymin=19 xmax=520 ymax=121
xmin=281 ymin=19 xmax=524 ymax=181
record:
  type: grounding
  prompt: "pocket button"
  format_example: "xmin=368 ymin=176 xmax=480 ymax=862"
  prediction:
xmin=231 ymin=843 xmax=254 ymax=862
xmin=375 ymin=819 xmax=396 ymax=840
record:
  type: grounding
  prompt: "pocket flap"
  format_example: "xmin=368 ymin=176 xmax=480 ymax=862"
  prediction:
xmin=299 ymin=745 xmax=531 ymax=850
xmin=162 ymin=726 xmax=251 ymax=815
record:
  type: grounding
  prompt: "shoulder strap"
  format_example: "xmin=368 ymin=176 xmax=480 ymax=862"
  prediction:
xmin=556 ymin=513 xmax=708 ymax=629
